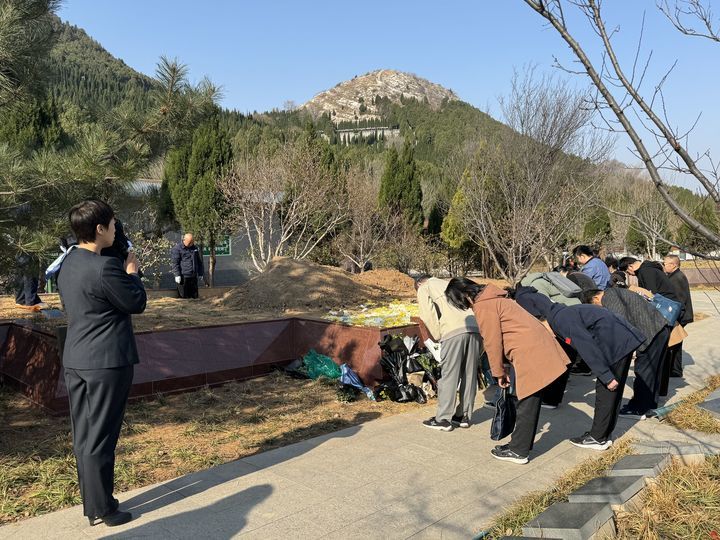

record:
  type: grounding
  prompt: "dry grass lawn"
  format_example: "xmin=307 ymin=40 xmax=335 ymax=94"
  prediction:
xmin=666 ymin=375 xmax=720 ymax=434
xmin=0 ymin=373 xmax=430 ymax=523
xmin=614 ymin=456 xmax=720 ymax=539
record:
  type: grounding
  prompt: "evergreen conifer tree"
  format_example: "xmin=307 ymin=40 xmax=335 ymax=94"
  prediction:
xmin=164 ymin=114 xmax=232 ymax=286
xmin=379 ymin=142 xmax=423 ymax=227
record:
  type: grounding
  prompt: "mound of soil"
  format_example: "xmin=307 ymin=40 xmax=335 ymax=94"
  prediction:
xmin=353 ymin=269 xmax=416 ymax=299
xmin=216 ymin=257 xmax=403 ymax=311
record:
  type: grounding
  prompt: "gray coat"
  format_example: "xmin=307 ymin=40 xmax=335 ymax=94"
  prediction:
xmin=601 ymin=287 xmax=668 ymax=352
xmin=521 ymin=273 xmax=581 ymax=306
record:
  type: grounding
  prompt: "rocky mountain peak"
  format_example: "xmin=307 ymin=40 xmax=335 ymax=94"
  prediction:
xmin=301 ymin=69 xmax=458 ymax=123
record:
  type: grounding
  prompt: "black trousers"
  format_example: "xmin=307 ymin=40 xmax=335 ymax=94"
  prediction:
xmin=660 ymin=339 xmax=683 ymax=397
xmin=507 ymin=388 xmax=544 ymax=457
xmin=177 ymin=276 xmax=199 ymax=299
xmin=542 ymin=369 xmax=570 ymax=406
xmin=64 ymin=366 xmax=134 ymax=518
xmin=15 ymin=275 xmax=41 ymax=306
xmin=542 ymin=339 xmax=573 ymax=406
xmin=627 ymin=327 xmax=671 ymax=412
xmin=589 ymin=354 xmax=632 ymax=442
xmin=670 ymin=340 xmax=684 ymax=377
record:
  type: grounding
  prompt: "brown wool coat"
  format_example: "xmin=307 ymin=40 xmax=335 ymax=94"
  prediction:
xmin=472 ymin=284 xmax=570 ymax=399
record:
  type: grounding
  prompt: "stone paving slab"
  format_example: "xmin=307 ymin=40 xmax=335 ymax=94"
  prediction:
xmin=522 ymin=501 xmax=614 ymax=540
xmin=607 ymin=453 xmax=670 ymax=477
xmin=698 ymin=388 xmax=720 ymax=420
xmin=1 ymin=291 xmax=719 ymax=539
xmin=567 ymin=475 xmax=645 ymax=504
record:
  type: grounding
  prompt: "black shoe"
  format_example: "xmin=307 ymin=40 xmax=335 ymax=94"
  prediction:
xmin=490 ymin=444 xmax=529 ymax=464
xmin=451 ymin=415 xmax=470 ymax=428
xmin=422 ymin=417 xmax=453 ymax=431
xmin=570 ymin=432 xmax=612 ymax=451
xmin=618 ymin=405 xmax=647 ymax=420
xmin=88 ymin=510 xmax=132 ymax=527
xmin=569 ymin=365 xmax=593 ymax=376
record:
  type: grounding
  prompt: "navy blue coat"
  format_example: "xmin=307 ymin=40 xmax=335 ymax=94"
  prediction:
xmin=515 ymin=287 xmax=644 ymax=385
xmin=171 ymin=242 xmax=205 ymax=278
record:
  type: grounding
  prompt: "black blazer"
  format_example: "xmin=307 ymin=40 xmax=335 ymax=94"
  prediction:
xmin=57 ymin=248 xmax=147 ymax=369
xmin=667 ymin=269 xmax=694 ymax=325
xmin=637 ymin=261 xmax=679 ymax=301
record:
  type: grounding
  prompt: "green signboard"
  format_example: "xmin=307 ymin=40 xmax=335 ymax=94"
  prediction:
xmin=202 ymin=235 xmax=232 ymax=256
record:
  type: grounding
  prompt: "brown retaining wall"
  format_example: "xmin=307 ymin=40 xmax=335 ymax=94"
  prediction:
xmin=0 ymin=317 xmax=424 ymax=415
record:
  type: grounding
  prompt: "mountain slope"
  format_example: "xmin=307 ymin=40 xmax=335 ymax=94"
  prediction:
xmin=301 ymin=69 xmax=459 ymax=123
xmin=48 ymin=16 xmax=155 ymax=112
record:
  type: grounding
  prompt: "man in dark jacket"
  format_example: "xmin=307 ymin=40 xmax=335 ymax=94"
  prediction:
xmin=580 ymin=288 xmax=670 ymax=418
xmin=514 ymin=287 xmax=644 ymax=450
xmin=663 ymin=255 xmax=694 ymax=377
xmin=171 ymin=233 xmax=205 ymax=299
xmin=618 ymin=258 xmax=680 ymax=302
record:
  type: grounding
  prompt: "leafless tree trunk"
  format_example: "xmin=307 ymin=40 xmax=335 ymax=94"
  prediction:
xmin=600 ymin=167 xmax=674 ymax=257
xmin=524 ymin=0 xmax=720 ymax=257
xmin=460 ymin=70 xmax=610 ymax=284
xmin=218 ymin=140 xmax=349 ymax=272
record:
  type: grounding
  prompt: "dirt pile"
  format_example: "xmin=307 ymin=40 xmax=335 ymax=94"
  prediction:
xmin=353 ymin=269 xmax=416 ymax=299
xmin=216 ymin=257 xmax=409 ymax=311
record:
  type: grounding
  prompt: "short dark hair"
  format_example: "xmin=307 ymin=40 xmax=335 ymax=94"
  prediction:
xmin=579 ymin=288 xmax=602 ymax=304
xmin=68 ymin=199 xmax=114 ymax=243
xmin=553 ymin=265 xmax=571 ymax=273
xmin=445 ymin=277 xmax=486 ymax=310
xmin=573 ymin=245 xmax=595 ymax=258
xmin=618 ymin=256 xmax=638 ymax=272
xmin=414 ymin=274 xmax=432 ymax=291
xmin=604 ymin=256 xmax=619 ymax=270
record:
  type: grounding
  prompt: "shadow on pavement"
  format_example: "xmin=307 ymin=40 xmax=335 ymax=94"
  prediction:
xmin=113 ymin=412 xmax=378 ymax=521
xmin=102 ymin=484 xmax=273 ymax=539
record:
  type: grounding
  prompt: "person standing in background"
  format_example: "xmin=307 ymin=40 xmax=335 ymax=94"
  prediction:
xmin=14 ymin=252 xmax=46 ymax=311
xmin=663 ymin=255 xmax=694 ymax=377
xmin=171 ymin=233 xmax=204 ymax=299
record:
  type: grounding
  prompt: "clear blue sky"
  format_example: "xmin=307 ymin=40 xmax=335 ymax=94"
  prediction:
xmin=58 ymin=1 xmax=718 ymax=187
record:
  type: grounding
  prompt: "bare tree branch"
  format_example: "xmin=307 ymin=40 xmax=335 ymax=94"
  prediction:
xmin=658 ymin=0 xmax=720 ymax=41
xmin=524 ymin=0 xmax=720 ymax=252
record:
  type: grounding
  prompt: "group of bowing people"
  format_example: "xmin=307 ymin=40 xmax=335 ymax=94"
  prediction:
xmin=417 ymin=245 xmax=692 ymax=465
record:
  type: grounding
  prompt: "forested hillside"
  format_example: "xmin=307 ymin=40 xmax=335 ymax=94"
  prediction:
xmin=47 ymin=16 xmax=155 ymax=112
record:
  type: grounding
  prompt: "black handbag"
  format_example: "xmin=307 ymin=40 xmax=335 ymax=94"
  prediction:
xmin=490 ymin=388 xmax=517 ymax=441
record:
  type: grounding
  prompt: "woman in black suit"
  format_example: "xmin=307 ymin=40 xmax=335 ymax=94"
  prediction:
xmin=57 ymin=200 xmax=146 ymax=527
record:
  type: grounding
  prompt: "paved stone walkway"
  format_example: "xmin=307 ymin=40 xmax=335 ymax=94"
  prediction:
xmin=2 ymin=292 xmax=719 ymax=540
